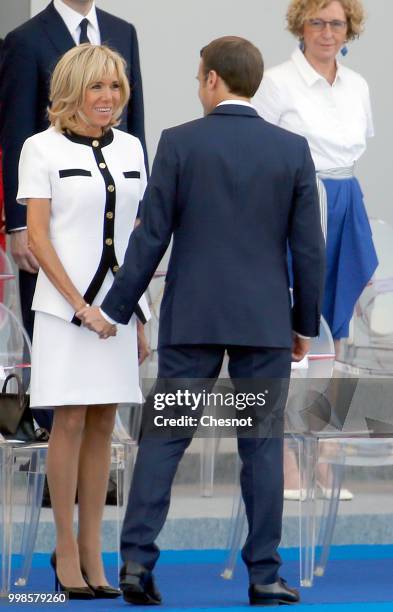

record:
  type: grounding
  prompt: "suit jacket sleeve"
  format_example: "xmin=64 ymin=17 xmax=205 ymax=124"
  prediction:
xmin=0 ymin=31 xmax=39 ymax=231
xmin=127 ymin=24 xmax=148 ymax=172
xmin=101 ymin=130 xmax=177 ymax=323
xmin=289 ymin=139 xmax=325 ymax=337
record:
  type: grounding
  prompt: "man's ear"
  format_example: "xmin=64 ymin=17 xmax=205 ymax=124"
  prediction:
xmin=207 ymin=70 xmax=219 ymax=89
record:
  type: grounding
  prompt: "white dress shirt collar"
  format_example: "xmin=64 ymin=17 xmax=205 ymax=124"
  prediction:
xmin=53 ymin=0 xmax=100 ymax=45
xmin=217 ymin=99 xmax=255 ymax=109
xmin=253 ymin=50 xmax=374 ymax=170
xmin=291 ymin=47 xmax=343 ymax=87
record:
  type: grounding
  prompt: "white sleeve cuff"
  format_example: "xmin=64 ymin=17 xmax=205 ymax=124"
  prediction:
xmin=294 ymin=331 xmax=312 ymax=340
xmin=99 ymin=308 xmax=118 ymax=325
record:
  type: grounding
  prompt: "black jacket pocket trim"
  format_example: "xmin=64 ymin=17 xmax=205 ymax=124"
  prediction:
xmin=59 ymin=169 xmax=92 ymax=178
xmin=123 ymin=171 xmax=141 ymax=179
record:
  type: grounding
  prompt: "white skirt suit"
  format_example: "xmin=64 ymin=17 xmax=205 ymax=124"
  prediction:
xmin=17 ymin=126 xmax=149 ymax=407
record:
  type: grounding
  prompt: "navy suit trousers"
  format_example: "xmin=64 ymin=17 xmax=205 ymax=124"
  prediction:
xmin=121 ymin=344 xmax=291 ymax=584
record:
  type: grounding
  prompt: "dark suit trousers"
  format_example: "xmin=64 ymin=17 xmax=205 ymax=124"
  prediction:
xmin=121 ymin=344 xmax=291 ymax=584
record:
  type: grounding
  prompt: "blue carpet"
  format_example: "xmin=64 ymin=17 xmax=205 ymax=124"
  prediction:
xmin=6 ymin=546 xmax=393 ymax=611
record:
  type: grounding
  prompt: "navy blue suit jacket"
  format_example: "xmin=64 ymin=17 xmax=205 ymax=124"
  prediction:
xmin=0 ymin=1 xmax=146 ymax=231
xmin=102 ymin=104 xmax=325 ymax=347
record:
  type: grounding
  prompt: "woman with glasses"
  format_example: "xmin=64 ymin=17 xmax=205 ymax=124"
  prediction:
xmin=254 ymin=0 xmax=377 ymax=499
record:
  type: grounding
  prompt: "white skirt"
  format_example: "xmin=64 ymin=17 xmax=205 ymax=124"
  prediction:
xmin=30 ymin=311 xmax=141 ymax=408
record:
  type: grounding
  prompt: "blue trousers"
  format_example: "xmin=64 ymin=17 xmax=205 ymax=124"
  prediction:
xmin=120 ymin=344 xmax=291 ymax=585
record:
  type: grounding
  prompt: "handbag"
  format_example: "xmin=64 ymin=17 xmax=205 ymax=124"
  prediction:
xmin=0 ymin=373 xmax=35 ymax=441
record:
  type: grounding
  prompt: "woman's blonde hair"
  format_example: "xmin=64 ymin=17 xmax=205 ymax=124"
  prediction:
xmin=287 ymin=0 xmax=365 ymax=40
xmin=49 ymin=44 xmax=130 ymax=133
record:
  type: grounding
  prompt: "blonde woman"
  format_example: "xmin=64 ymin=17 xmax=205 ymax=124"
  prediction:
xmin=17 ymin=44 xmax=149 ymax=598
xmin=254 ymin=0 xmax=377 ymax=499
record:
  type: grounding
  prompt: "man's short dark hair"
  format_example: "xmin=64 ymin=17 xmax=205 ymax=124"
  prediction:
xmin=200 ymin=36 xmax=264 ymax=98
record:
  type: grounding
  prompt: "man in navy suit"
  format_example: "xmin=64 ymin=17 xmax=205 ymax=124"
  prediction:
xmin=0 ymin=0 xmax=146 ymax=429
xmin=0 ymin=0 xmax=146 ymax=335
xmin=80 ymin=37 xmax=325 ymax=606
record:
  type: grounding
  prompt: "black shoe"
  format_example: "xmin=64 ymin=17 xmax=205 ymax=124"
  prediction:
xmin=120 ymin=560 xmax=161 ymax=605
xmin=249 ymin=578 xmax=300 ymax=606
xmin=50 ymin=553 xmax=94 ymax=600
xmin=81 ymin=570 xmax=121 ymax=599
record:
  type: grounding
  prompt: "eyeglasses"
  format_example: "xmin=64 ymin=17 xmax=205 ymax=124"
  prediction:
xmin=306 ymin=18 xmax=347 ymax=32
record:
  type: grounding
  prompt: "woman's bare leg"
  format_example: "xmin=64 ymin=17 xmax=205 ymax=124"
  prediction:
xmin=77 ymin=404 xmax=117 ymax=586
xmin=47 ymin=406 xmax=88 ymax=587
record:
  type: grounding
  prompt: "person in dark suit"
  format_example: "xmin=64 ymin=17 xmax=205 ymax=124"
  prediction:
xmin=80 ymin=36 xmax=325 ymax=606
xmin=0 ymin=0 xmax=146 ymax=430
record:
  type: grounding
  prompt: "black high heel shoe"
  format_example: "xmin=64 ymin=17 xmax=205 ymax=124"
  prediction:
xmin=81 ymin=569 xmax=121 ymax=599
xmin=50 ymin=553 xmax=95 ymax=600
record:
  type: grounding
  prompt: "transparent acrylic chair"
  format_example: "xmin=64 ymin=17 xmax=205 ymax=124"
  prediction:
xmin=0 ymin=301 xmax=137 ymax=595
xmin=199 ymin=193 xmax=329 ymax=501
xmin=0 ymin=247 xmax=20 ymax=320
xmin=134 ymin=270 xmax=167 ymax=438
xmin=0 ymin=301 xmax=38 ymax=597
xmin=338 ymin=218 xmax=393 ymax=375
xmin=1 ymin=416 xmax=136 ymax=596
xmin=110 ymin=413 xmax=138 ymax=573
xmin=2 ymin=443 xmax=48 ymax=594
xmin=2 ymin=417 xmax=136 ymax=596
xmin=221 ymin=317 xmax=335 ymax=587
xmin=314 ymin=431 xmax=393 ymax=577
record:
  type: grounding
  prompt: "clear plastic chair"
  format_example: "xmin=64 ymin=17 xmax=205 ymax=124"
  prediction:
xmin=314 ymin=436 xmax=393 ymax=577
xmin=1 ymin=417 xmax=136 ymax=596
xmin=221 ymin=317 xmax=335 ymax=587
xmin=0 ymin=302 xmax=36 ymax=597
xmin=199 ymin=277 xmax=335 ymax=500
xmin=144 ymin=270 xmax=166 ymax=357
xmin=199 ymin=357 xmax=229 ymax=498
xmin=0 ymin=301 xmax=137 ymax=595
xmin=102 ymin=415 xmax=137 ymax=577
xmin=338 ymin=218 xmax=393 ymax=375
xmin=0 ymin=247 xmax=20 ymax=322
xmin=2 ymin=442 xmax=48 ymax=594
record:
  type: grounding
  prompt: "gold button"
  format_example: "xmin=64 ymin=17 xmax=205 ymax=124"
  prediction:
xmin=107 ymin=184 xmax=115 ymax=192
xmin=106 ymin=211 xmax=114 ymax=219
xmin=92 ymin=140 xmax=100 ymax=148
xmin=105 ymin=238 xmax=113 ymax=246
xmin=99 ymin=162 xmax=106 ymax=169
xmin=113 ymin=265 xmax=119 ymax=273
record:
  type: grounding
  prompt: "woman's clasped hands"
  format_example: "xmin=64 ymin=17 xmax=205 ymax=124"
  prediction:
xmin=77 ymin=305 xmax=117 ymax=339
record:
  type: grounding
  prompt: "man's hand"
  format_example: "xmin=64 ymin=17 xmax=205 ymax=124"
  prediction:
xmin=137 ymin=320 xmax=150 ymax=364
xmin=77 ymin=305 xmax=117 ymax=339
xmin=10 ymin=229 xmax=39 ymax=273
xmin=291 ymin=334 xmax=311 ymax=362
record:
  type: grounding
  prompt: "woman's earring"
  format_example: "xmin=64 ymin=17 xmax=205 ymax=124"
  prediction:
xmin=341 ymin=45 xmax=348 ymax=56
xmin=299 ymin=38 xmax=305 ymax=52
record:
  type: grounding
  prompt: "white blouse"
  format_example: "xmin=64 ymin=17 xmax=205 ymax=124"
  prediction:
xmin=253 ymin=48 xmax=374 ymax=171
xmin=17 ymin=126 xmax=148 ymax=322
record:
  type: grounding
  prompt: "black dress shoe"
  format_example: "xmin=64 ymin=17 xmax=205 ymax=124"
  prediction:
xmin=81 ymin=570 xmax=121 ymax=599
xmin=50 ymin=553 xmax=94 ymax=600
xmin=249 ymin=578 xmax=300 ymax=606
xmin=120 ymin=560 xmax=161 ymax=605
